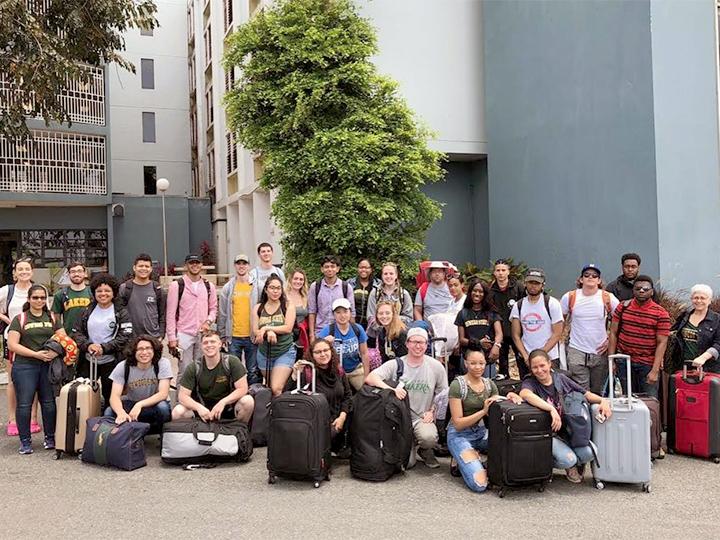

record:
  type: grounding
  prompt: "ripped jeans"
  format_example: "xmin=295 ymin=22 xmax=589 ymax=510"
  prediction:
xmin=446 ymin=422 xmax=489 ymax=493
xmin=552 ymin=437 xmax=595 ymax=469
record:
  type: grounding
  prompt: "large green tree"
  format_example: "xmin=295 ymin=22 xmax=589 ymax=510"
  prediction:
xmin=0 ymin=0 xmax=157 ymax=140
xmin=224 ymin=0 xmax=444 ymax=280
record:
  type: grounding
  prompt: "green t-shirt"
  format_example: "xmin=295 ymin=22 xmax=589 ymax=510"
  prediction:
xmin=52 ymin=286 xmax=92 ymax=334
xmin=448 ymin=376 xmax=498 ymax=417
xmin=681 ymin=322 xmax=700 ymax=361
xmin=179 ymin=354 xmax=247 ymax=409
xmin=8 ymin=311 xmax=62 ymax=363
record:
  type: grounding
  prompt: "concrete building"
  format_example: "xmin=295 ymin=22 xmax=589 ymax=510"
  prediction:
xmin=193 ymin=0 xmax=719 ymax=292
xmin=0 ymin=0 xmax=211 ymax=286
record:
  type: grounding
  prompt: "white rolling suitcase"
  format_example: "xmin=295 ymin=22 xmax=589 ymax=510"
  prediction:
xmin=591 ymin=354 xmax=652 ymax=492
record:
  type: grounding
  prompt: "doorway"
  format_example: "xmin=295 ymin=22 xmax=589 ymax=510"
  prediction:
xmin=0 ymin=231 xmax=19 ymax=286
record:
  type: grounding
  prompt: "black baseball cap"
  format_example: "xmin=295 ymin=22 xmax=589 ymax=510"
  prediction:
xmin=185 ymin=254 xmax=202 ymax=263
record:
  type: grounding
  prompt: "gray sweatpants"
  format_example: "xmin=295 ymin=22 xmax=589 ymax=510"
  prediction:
xmin=566 ymin=346 xmax=608 ymax=395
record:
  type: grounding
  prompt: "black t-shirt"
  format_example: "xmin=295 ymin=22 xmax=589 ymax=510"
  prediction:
xmin=454 ymin=308 xmax=500 ymax=343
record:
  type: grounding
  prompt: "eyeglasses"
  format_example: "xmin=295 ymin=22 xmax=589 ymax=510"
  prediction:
xmin=634 ymin=286 xmax=653 ymax=292
xmin=582 ymin=273 xmax=600 ymax=279
xmin=313 ymin=348 xmax=332 ymax=355
xmin=267 ymin=286 xmax=282 ymax=291
xmin=407 ymin=340 xmax=427 ymax=345
xmin=30 ymin=296 xmax=47 ymax=300
xmin=136 ymin=345 xmax=154 ymax=351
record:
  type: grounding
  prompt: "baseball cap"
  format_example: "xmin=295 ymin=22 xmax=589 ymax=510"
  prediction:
xmin=185 ymin=254 xmax=202 ymax=263
xmin=525 ymin=268 xmax=546 ymax=283
xmin=332 ymin=298 xmax=351 ymax=311
xmin=406 ymin=327 xmax=429 ymax=342
xmin=581 ymin=263 xmax=601 ymax=276
xmin=234 ymin=253 xmax=250 ymax=264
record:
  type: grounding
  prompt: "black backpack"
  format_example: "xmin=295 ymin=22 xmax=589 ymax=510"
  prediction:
xmin=516 ymin=293 xmax=552 ymax=320
xmin=313 ymin=279 xmax=349 ymax=306
xmin=0 ymin=284 xmax=15 ymax=333
xmin=349 ymin=359 xmax=412 ymax=482
xmin=175 ymin=278 xmax=211 ymax=322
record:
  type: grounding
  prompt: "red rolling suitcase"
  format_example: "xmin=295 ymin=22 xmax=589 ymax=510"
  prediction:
xmin=667 ymin=364 xmax=720 ymax=463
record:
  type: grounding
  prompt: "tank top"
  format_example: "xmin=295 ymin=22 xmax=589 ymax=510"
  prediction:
xmin=257 ymin=303 xmax=293 ymax=356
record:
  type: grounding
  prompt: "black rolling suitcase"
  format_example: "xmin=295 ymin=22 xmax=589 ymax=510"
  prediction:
xmin=350 ymin=360 xmax=413 ymax=481
xmin=493 ymin=375 xmax=522 ymax=396
xmin=487 ymin=399 xmax=553 ymax=497
xmin=267 ymin=361 xmax=331 ymax=488
xmin=249 ymin=344 xmax=273 ymax=447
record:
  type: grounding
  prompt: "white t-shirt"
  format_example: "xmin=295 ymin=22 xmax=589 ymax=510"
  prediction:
xmin=1 ymin=284 xmax=30 ymax=338
xmin=560 ymin=289 xmax=619 ymax=354
xmin=414 ymin=283 xmax=453 ymax=321
xmin=509 ymin=294 xmax=563 ymax=359
xmin=87 ymin=305 xmax=117 ymax=365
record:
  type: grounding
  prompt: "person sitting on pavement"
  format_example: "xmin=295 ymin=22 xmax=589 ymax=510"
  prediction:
xmin=317 ymin=298 xmax=370 ymax=391
xmin=669 ymin=284 xmax=720 ymax=373
xmin=292 ymin=338 xmax=353 ymax=459
xmin=519 ymin=349 xmax=612 ymax=484
xmin=375 ymin=300 xmax=408 ymax=364
xmin=105 ymin=334 xmax=172 ymax=434
xmin=172 ymin=331 xmax=254 ymax=422
xmin=251 ymin=274 xmax=297 ymax=396
xmin=364 ymin=326 xmax=448 ymax=469
xmin=447 ymin=343 xmax=522 ymax=492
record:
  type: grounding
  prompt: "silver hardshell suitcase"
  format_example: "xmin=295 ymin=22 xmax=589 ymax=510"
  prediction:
xmin=591 ymin=354 xmax=652 ymax=492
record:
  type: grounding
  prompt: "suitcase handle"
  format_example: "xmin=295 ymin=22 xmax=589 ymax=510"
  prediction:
xmin=608 ymin=354 xmax=633 ymax=411
xmin=88 ymin=352 xmax=100 ymax=391
xmin=682 ymin=362 xmax=704 ymax=382
xmin=294 ymin=360 xmax=316 ymax=394
xmin=193 ymin=421 xmax=219 ymax=446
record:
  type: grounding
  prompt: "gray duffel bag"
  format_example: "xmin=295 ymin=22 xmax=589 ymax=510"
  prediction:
xmin=161 ymin=418 xmax=253 ymax=465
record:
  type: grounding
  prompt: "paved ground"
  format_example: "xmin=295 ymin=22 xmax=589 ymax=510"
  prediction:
xmin=0 ymin=388 xmax=718 ymax=539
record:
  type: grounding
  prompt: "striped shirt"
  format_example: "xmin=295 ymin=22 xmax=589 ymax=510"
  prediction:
xmin=613 ymin=299 xmax=671 ymax=366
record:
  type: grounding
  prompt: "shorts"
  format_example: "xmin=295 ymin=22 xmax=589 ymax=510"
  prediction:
xmin=256 ymin=346 xmax=296 ymax=370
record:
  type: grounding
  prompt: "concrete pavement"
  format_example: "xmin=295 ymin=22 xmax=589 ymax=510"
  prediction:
xmin=0 ymin=389 xmax=718 ymax=539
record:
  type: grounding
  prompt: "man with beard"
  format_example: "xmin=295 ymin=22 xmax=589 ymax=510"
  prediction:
xmin=118 ymin=253 xmax=166 ymax=338
xmin=606 ymin=253 xmax=642 ymax=301
xmin=52 ymin=261 xmax=92 ymax=334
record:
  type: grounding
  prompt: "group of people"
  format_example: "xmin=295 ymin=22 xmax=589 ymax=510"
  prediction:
xmin=1 ymin=247 xmax=718 ymax=494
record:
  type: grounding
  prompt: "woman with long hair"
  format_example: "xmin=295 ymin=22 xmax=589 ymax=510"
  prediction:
xmin=1 ymin=257 xmax=42 ymax=436
xmin=455 ymin=278 xmax=503 ymax=377
xmin=252 ymin=274 xmax=296 ymax=396
xmin=286 ymin=268 xmax=310 ymax=356
xmin=366 ymin=262 xmax=414 ymax=331
xmin=375 ymin=300 xmax=408 ymax=364
xmin=7 ymin=284 xmax=61 ymax=454
xmin=105 ymin=334 xmax=173 ymax=434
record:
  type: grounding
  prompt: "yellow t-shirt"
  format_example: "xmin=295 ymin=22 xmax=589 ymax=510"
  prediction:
xmin=232 ymin=282 xmax=253 ymax=337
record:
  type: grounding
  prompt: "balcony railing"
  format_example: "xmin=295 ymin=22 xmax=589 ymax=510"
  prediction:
xmin=0 ymin=66 xmax=105 ymax=126
xmin=0 ymin=130 xmax=107 ymax=195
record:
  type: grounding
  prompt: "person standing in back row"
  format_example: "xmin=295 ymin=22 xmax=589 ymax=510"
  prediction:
xmin=488 ymin=259 xmax=525 ymax=378
xmin=414 ymin=261 xmax=453 ymax=322
xmin=165 ymin=254 xmax=218 ymax=380
xmin=250 ymin=243 xmax=286 ymax=307
xmin=52 ymin=261 xmax=92 ymax=335
xmin=605 ymin=253 xmax=642 ymax=302
xmin=118 ymin=253 xmax=166 ymax=339
xmin=347 ymin=258 xmax=381 ymax=331
xmin=308 ymin=255 xmax=355 ymax=341
xmin=560 ymin=264 xmax=619 ymax=395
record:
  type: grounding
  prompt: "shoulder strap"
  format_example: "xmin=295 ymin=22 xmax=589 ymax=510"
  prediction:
xmin=341 ymin=280 xmax=348 ymax=298
xmin=62 ymin=287 xmax=70 ymax=305
xmin=175 ymin=279 xmax=185 ymax=322
xmin=544 ymin=293 xmax=551 ymax=318
xmin=124 ymin=361 xmax=130 ymax=387
xmin=314 ymin=279 xmax=322 ymax=305
xmin=395 ymin=358 xmax=404 ymax=381
xmin=203 ymin=279 xmax=211 ymax=299
xmin=602 ymin=290 xmax=612 ymax=317
xmin=19 ymin=310 xmax=27 ymax=330
xmin=616 ymin=299 xmax=632 ymax=336
xmin=350 ymin=323 xmax=361 ymax=337
xmin=420 ymin=282 xmax=429 ymax=301
xmin=567 ymin=290 xmax=576 ymax=318
xmin=193 ymin=356 xmax=205 ymax=405
xmin=329 ymin=322 xmax=336 ymax=336
xmin=457 ymin=375 xmax=468 ymax=401
xmin=517 ymin=297 xmax=524 ymax=313
xmin=4 ymin=284 xmax=14 ymax=315
xmin=153 ymin=281 xmax=163 ymax=317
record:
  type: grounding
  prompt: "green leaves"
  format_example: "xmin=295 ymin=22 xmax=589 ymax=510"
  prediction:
xmin=0 ymin=0 xmax=158 ymax=140
xmin=224 ymin=0 xmax=444 ymax=282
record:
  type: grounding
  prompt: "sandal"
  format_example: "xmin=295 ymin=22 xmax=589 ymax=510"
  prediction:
xmin=6 ymin=421 xmax=18 ymax=437
xmin=30 ymin=421 xmax=42 ymax=434
xmin=450 ymin=458 xmax=461 ymax=477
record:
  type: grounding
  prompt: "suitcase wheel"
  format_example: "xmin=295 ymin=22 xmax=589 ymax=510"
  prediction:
xmin=54 ymin=450 xmax=62 ymax=460
xmin=268 ymin=474 xmax=277 ymax=485
xmin=497 ymin=488 xmax=506 ymax=498
xmin=313 ymin=481 xmax=320 ymax=489
xmin=595 ymin=481 xmax=605 ymax=490
xmin=713 ymin=457 xmax=720 ymax=464
xmin=642 ymin=483 xmax=651 ymax=493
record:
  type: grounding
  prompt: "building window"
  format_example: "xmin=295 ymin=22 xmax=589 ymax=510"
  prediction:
xmin=142 ymin=112 xmax=156 ymax=143
xmin=21 ymin=229 xmax=108 ymax=269
xmin=141 ymin=58 xmax=155 ymax=89
xmin=225 ymin=67 xmax=235 ymax=92
xmin=205 ymin=86 xmax=214 ymax=128
xmin=224 ymin=0 xmax=233 ymax=32
xmin=144 ymin=166 xmax=157 ymax=195
xmin=226 ymin=132 xmax=237 ymax=174
xmin=189 ymin=57 xmax=196 ymax=92
xmin=207 ymin=148 xmax=215 ymax=189
xmin=204 ymin=25 xmax=212 ymax=66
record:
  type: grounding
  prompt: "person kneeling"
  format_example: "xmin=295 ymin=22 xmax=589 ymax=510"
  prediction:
xmin=106 ymin=335 xmax=173 ymax=433
xmin=172 ymin=331 xmax=254 ymax=422
xmin=447 ymin=344 xmax=522 ymax=492
xmin=519 ymin=349 xmax=612 ymax=484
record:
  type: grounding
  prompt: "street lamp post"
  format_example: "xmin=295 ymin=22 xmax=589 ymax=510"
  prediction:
xmin=156 ymin=177 xmax=170 ymax=277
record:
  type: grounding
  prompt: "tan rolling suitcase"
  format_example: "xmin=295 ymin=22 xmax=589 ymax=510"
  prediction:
xmin=55 ymin=354 xmax=101 ymax=458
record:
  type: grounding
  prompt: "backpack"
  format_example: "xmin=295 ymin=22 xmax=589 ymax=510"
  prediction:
xmin=419 ymin=282 xmax=429 ymax=302
xmin=566 ymin=289 xmax=613 ymax=319
xmin=516 ymin=293 xmax=552 ymax=321
xmin=328 ymin=322 xmax=363 ymax=341
xmin=176 ymin=278 xmax=211 ymax=322
xmin=456 ymin=375 xmax=493 ymax=401
xmin=313 ymin=279 xmax=349 ymax=306
xmin=121 ymin=280 xmax=163 ymax=319
xmin=0 ymin=283 xmax=15 ymax=332
xmin=374 ymin=285 xmax=409 ymax=314
xmin=193 ymin=354 xmax=233 ymax=405
xmin=553 ymin=374 xmax=592 ymax=448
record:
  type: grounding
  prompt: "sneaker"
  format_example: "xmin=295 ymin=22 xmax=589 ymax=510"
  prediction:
xmin=6 ymin=421 xmax=18 ymax=437
xmin=30 ymin=421 xmax=42 ymax=434
xmin=418 ymin=448 xmax=440 ymax=469
xmin=18 ymin=441 xmax=33 ymax=455
xmin=565 ymin=466 xmax=582 ymax=483
xmin=657 ymin=448 xmax=666 ymax=460
xmin=450 ymin=458 xmax=461 ymax=477
xmin=43 ymin=437 xmax=55 ymax=450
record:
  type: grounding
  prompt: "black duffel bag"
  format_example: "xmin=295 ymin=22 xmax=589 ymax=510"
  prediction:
xmin=81 ymin=416 xmax=151 ymax=471
xmin=161 ymin=418 xmax=253 ymax=465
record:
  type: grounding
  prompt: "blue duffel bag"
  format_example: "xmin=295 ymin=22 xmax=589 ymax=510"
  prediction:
xmin=81 ymin=416 xmax=151 ymax=470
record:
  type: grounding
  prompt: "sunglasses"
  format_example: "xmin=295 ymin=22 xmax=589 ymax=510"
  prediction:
xmin=634 ymin=286 xmax=653 ymax=292
xmin=582 ymin=273 xmax=600 ymax=279
xmin=30 ymin=295 xmax=47 ymax=300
